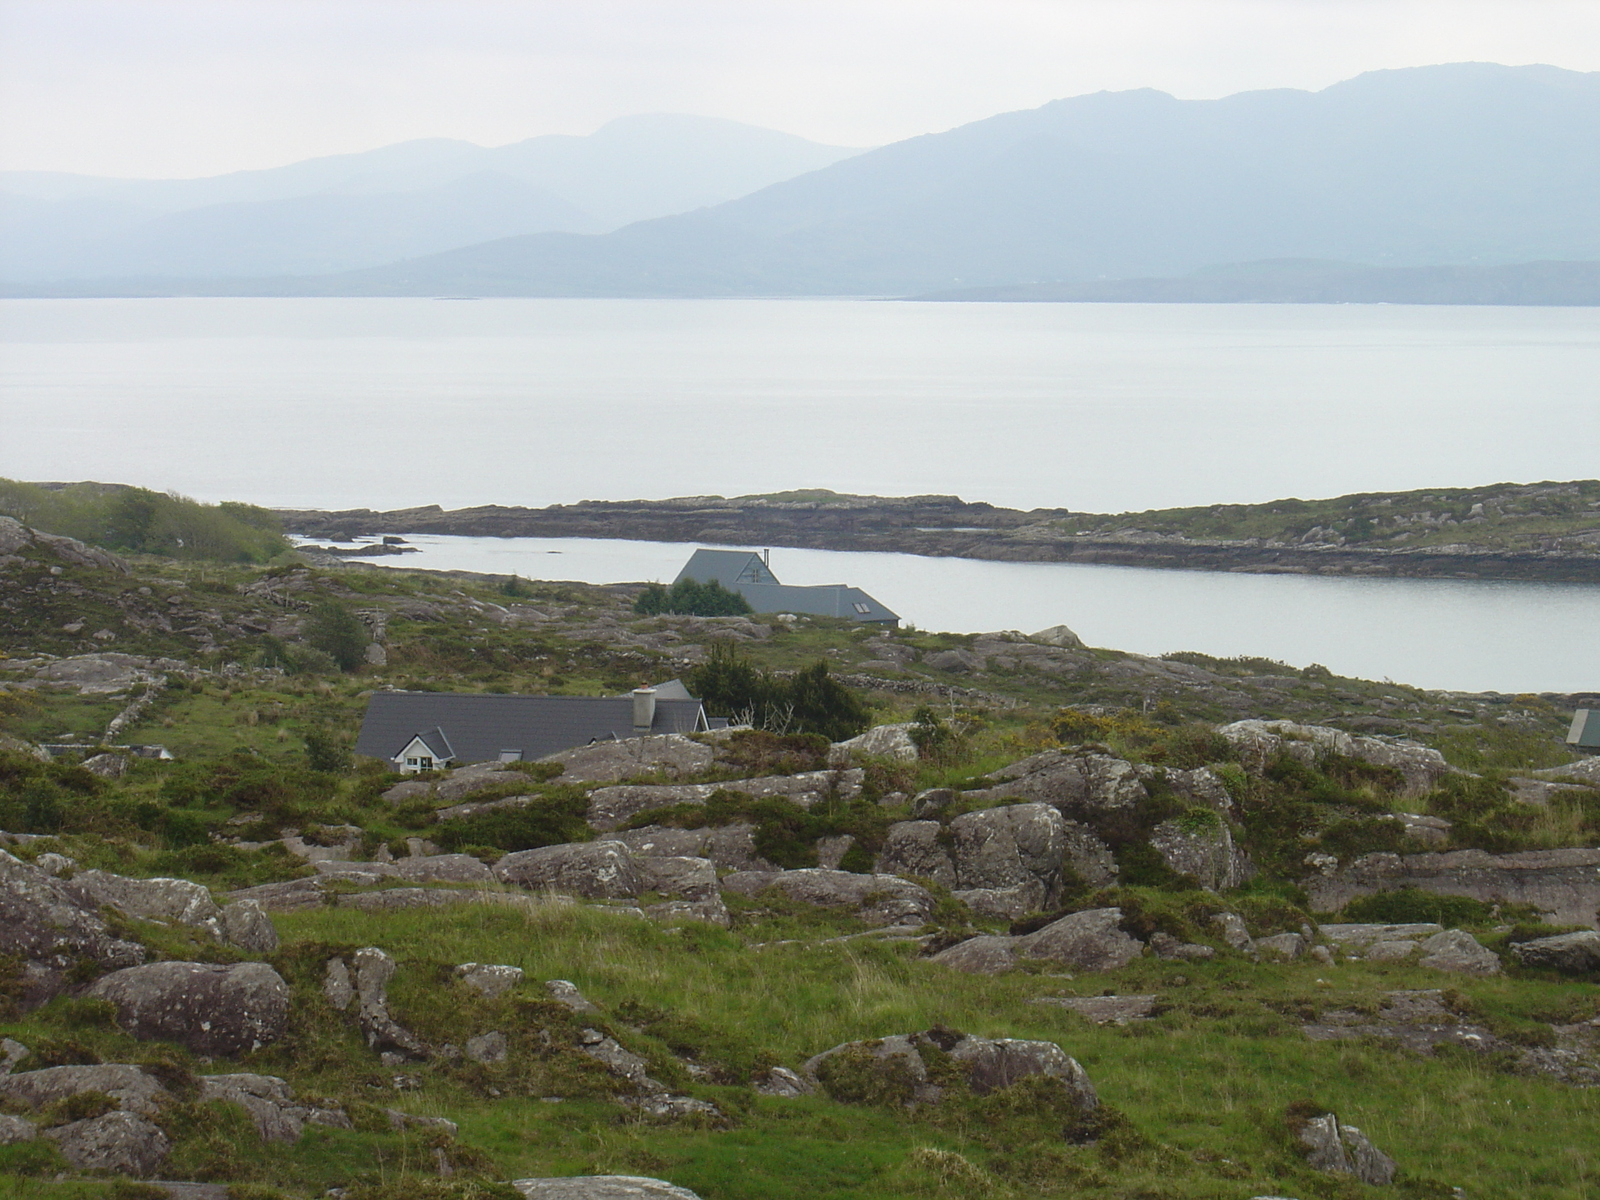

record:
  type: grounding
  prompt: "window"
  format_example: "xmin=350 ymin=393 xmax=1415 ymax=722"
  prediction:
xmin=853 ymin=602 xmax=871 ymax=614
xmin=419 ymin=756 xmax=433 ymax=770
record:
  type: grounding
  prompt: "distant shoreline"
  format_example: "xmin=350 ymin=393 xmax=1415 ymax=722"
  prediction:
xmin=277 ymin=483 xmax=1600 ymax=586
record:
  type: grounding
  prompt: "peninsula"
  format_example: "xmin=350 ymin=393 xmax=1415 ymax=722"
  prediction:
xmin=278 ymin=478 xmax=1600 ymax=584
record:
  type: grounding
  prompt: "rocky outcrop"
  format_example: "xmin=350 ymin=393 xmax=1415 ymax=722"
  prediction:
xmin=199 ymin=1073 xmax=351 ymax=1143
xmin=1416 ymin=929 xmax=1501 ymax=976
xmin=546 ymin=980 xmax=600 ymax=1014
xmin=1511 ymin=930 xmax=1600 ymax=973
xmin=1219 ymin=720 xmax=1449 ymax=795
xmin=88 ymin=961 xmax=290 ymax=1057
xmin=219 ymin=899 xmax=279 ymax=952
xmin=542 ymin=735 xmax=713 ymax=785
xmin=720 ymin=869 xmax=934 ymax=927
xmin=637 ymin=856 xmax=730 ymax=927
xmin=610 ymin=823 xmax=775 ymax=872
xmin=1304 ymin=849 xmax=1600 ymax=929
xmin=0 ymin=849 xmax=145 ymax=1009
xmin=964 ymin=750 xmax=1148 ymax=816
xmin=496 ymin=841 xmax=644 ymax=900
xmin=394 ymin=853 xmax=495 ymax=884
xmin=510 ymin=1178 xmax=704 ymax=1200
xmin=874 ymin=821 xmax=955 ymax=887
xmin=1148 ymin=818 xmax=1251 ymax=891
xmin=0 ymin=515 xmax=129 ymax=573
xmin=930 ymin=908 xmax=1143 ymax=975
xmin=950 ymin=803 xmax=1068 ymax=904
xmin=804 ymin=1027 xmax=1096 ymax=1111
xmin=342 ymin=948 xmax=426 ymax=1060
xmin=830 ymin=723 xmax=919 ymax=764
xmin=0 ymin=1064 xmax=168 ymax=1115
xmin=1034 ymin=995 xmax=1158 ymax=1025
xmin=73 ymin=869 xmax=222 ymax=932
xmin=45 ymin=1111 xmax=170 ymax=1175
xmin=456 ymin=962 xmax=524 ymax=998
xmin=1296 ymin=1111 xmax=1397 ymax=1185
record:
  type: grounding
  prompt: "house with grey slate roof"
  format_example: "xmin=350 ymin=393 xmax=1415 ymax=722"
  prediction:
xmin=356 ymin=684 xmax=711 ymax=772
xmin=674 ymin=548 xmax=899 ymax=627
xmin=1568 ymin=708 xmax=1600 ymax=752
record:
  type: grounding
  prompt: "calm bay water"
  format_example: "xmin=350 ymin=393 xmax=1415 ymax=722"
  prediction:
xmin=2 ymin=297 xmax=1597 ymax=513
xmin=312 ymin=533 xmax=1600 ymax=694
xmin=4 ymin=297 xmax=1597 ymax=692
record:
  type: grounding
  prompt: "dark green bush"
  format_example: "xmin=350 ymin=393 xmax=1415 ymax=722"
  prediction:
xmin=1422 ymin=774 xmax=1538 ymax=851
xmin=634 ymin=577 xmax=752 ymax=617
xmin=1342 ymin=888 xmax=1494 ymax=928
xmin=689 ymin=643 xmax=869 ymax=741
xmin=432 ymin=788 xmax=591 ymax=854
xmin=303 ymin=601 xmax=369 ymax=672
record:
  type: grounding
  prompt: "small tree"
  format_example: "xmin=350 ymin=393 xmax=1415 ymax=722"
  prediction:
xmin=634 ymin=579 xmax=753 ymax=617
xmin=304 ymin=727 xmax=352 ymax=774
xmin=302 ymin=601 xmax=368 ymax=672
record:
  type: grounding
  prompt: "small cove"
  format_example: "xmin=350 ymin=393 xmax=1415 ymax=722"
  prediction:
xmin=302 ymin=533 xmax=1600 ymax=694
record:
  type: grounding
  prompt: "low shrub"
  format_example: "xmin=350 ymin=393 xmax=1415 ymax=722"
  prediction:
xmin=1342 ymin=888 xmax=1494 ymax=928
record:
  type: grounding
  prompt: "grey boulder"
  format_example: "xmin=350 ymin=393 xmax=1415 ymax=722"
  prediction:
xmin=496 ymin=841 xmax=643 ymax=900
xmin=1511 ymin=930 xmax=1600 ymax=974
xmin=199 ymin=1073 xmax=351 ymax=1143
xmin=950 ymin=802 xmax=1069 ymax=902
xmin=0 ymin=1063 xmax=168 ymax=1115
xmin=44 ymin=1110 xmax=170 ymax=1175
xmin=927 ymin=935 xmax=1019 ymax=975
xmin=0 ymin=1114 xmax=34 ymax=1144
xmin=88 ymin=962 xmax=289 ymax=1056
xmin=1417 ymin=929 xmax=1501 ymax=976
xmin=456 ymin=962 xmax=524 ymax=998
xmin=540 ymin=734 xmax=713 ymax=785
xmin=394 ymin=853 xmax=495 ymax=885
xmin=73 ymin=869 xmax=221 ymax=931
xmin=874 ymin=821 xmax=955 ymax=888
xmin=720 ymin=869 xmax=934 ymax=927
xmin=1017 ymin=908 xmax=1143 ymax=971
xmin=0 ymin=849 xmax=144 ymax=1009
xmin=219 ymin=899 xmax=279 ymax=952
xmin=1297 ymin=1111 xmax=1397 ymax=1186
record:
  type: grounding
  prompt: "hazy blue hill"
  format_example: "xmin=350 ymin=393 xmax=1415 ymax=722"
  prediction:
xmin=0 ymin=116 xmax=863 ymax=281
xmin=284 ymin=62 xmax=1600 ymax=297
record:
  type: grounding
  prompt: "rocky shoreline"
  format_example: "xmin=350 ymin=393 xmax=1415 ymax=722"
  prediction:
xmin=275 ymin=493 xmax=1600 ymax=584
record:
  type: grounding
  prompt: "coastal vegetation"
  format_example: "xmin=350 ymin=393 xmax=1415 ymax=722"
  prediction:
xmin=0 ymin=519 xmax=1596 ymax=1197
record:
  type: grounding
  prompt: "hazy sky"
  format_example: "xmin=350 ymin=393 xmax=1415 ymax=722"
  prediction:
xmin=3 ymin=0 xmax=1598 ymax=178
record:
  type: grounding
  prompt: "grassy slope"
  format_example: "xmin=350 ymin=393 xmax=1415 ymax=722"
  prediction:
xmin=1 ymin=543 xmax=1598 ymax=1197
xmin=1038 ymin=479 xmax=1600 ymax=554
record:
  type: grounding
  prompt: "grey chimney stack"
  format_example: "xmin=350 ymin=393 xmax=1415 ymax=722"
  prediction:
xmin=631 ymin=687 xmax=657 ymax=734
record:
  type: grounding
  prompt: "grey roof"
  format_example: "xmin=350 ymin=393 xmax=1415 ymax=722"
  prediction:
xmin=1568 ymin=709 xmax=1600 ymax=749
xmin=674 ymin=549 xmax=779 ymax=588
xmin=411 ymin=727 xmax=455 ymax=761
xmin=737 ymin=581 xmax=899 ymax=624
xmin=355 ymin=692 xmax=708 ymax=766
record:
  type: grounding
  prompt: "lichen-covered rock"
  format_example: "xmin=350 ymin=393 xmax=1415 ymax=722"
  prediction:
xmin=752 ymin=1066 xmax=814 ymax=1097
xmin=1149 ymin=818 xmax=1252 ymax=891
xmin=466 ymin=1031 xmax=508 ymax=1064
xmin=349 ymin=947 xmax=427 ymax=1058
xmin=0 ymin=849 xmax=145 ymax=1009
xmin=220 ymin=899 xmax=279 ymax=952
xmin=1511 ymin=930 xmax=1600 ymax=973
xmin=587 ymin=784 xmax=719 ymax=833
xmin=0 ymin=516 xmax=129 ymax=573
xmin=223 ymin=876 xmax=328 ymax=913
xmin=950 ymin=803 xmax=1068 ymax=901
xmin=927 ymin=935 xmax=1018 ymax=975
xmin=1219 ymin=720 xmax=1448 ymax=796
xmin=874 ymin=821 xmax=955 ymax=887
xmin=88 ymin=962 xmax=289 ymax=1057
xmin=0 ymin=1114 xmax=34 ymax=1144
xmin=636 ymin=856 xmax=719 ymax=901
xmin=830 ymin=723 xmax=919 ymax=764
xmin=546 ymin=980 xmax=600 ymax=1013
xmin=510 ymin=1177 xmax=705 ymax=1200
xmin=1296 ymin=1111 xmax=1397 ymax=1185
xmin=953 ymin=881 xmax=1045 ymax=921
xmin=0 ymin=1064 xmax=168 ymax=1115
xmin=1211 ymin=913 xmax=1254 ymax=950
xmin=541 ymin=734 xmax=714 ymax=785
xmin=456 ymin=962 xmax=524 ymax=998
xmin=496 ymin=841 xmax=644 ymax=899
xmin=720 ymin=869 xmax=934 ymax=927
xmin=1417 ymin=929 xmax=1501 ymax=976
xmin=394 ymin=853 xmax=495 ymax=884
xmin=965 ymin=750 xmax=1148 ymax=816
xmin=198 ymin=1073 xmax=350 ymax=1143
xmin=1254 ymin=932 xmax=1306 ymax=959
xmin=1017 ymin=908 xmax=1143 ymax=971
xmin=44 ymin=1110 xmax=170 ymax=1175
xmin=804 ymin=1027 xmax=1096 ymax=1112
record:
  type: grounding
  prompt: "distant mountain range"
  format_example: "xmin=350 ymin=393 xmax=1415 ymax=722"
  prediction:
xmin=0 ymin=115 xmax=862 ymax=280
xmin=6 ymin=63 xmax=1600 ymax=302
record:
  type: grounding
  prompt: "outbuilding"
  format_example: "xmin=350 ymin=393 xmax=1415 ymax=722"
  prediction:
xmin=1567 ymin=708 xmax=1600 ymax=752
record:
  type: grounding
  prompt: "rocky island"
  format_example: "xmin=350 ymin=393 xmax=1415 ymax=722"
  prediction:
xmin=278 ymin=478 xmax=1600 ymax=584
